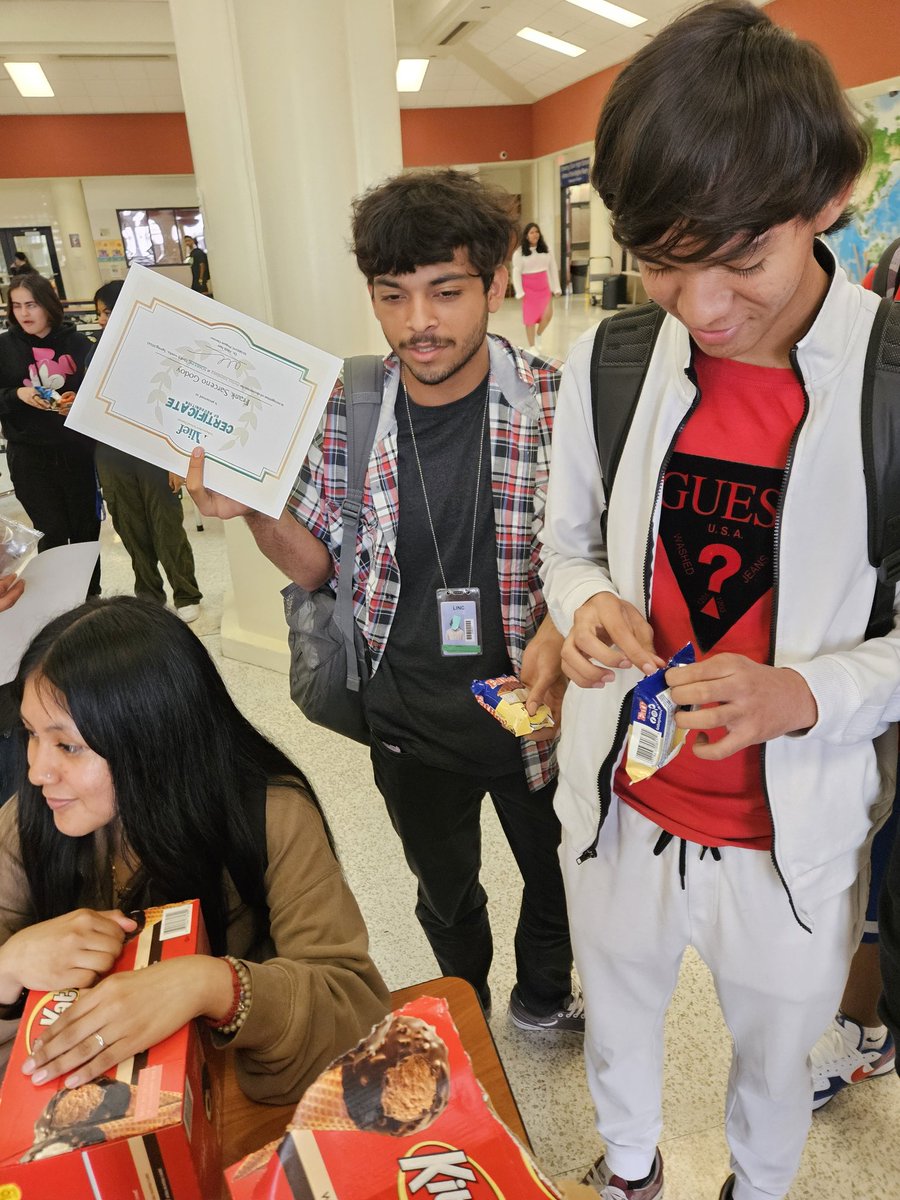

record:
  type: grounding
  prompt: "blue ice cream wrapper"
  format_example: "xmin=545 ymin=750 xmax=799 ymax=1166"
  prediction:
xmin=625 ymin=643 xmax=695 ymax=783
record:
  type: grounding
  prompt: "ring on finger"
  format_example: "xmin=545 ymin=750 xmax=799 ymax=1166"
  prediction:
xmin=94 ymin=1031 xmax=105 ymax=1051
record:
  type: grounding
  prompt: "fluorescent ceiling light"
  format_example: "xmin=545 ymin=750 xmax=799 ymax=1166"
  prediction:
xmin=4 ymin=62 xmax=54 ymax=97
xmin=565 ymin=0 xmax=647 ymax=28
xmin=396 ymin=59 xmax=430 ymax=92
xmin=517 ymin=27 xmax=585 ymax=57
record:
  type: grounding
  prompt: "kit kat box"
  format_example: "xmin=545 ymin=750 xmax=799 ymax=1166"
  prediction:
xmin=225 ymin=995 xmax=560 ymax=1200
xmin=0 ymin=899 xmax=221 ymax=1199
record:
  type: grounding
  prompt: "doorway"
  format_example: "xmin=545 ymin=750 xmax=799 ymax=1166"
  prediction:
xmin=0 ymin=227 xmax=65 ymax=299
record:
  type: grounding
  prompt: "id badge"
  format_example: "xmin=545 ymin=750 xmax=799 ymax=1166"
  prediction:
xmin=437 ymin=588 xmax=482 ymax=656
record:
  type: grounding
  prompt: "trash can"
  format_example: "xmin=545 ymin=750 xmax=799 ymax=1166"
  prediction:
xmin=571 ymin=262 xmax=588 ymax=294
xmin=601 ymin=274 xmax=627 ymax=309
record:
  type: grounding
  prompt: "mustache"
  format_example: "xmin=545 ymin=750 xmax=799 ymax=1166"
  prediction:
xmin=401 ymin=335 xmax=452 ymax=350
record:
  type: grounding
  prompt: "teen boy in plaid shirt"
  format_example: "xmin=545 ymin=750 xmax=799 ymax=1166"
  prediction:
xmin=188 ymin=169 xmax=581 ymax=1032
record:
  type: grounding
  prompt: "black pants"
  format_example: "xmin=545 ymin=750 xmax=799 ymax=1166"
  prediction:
xmin=370 ymin=737 xmax=573 ymax=1014
xmin=7 ymin=441 xmax=101 ymax=595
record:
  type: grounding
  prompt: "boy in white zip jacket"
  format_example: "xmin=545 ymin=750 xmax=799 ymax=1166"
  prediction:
xmin=540 ymin=4 xmax=900 ymax=1199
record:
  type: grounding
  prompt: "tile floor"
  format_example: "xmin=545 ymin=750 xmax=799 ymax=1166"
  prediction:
xmin=2 ymin=293 xmax=898 ymax=1197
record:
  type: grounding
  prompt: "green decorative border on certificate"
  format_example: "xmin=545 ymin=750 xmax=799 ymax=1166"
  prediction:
xmin=95 ymin=297 xmax=320 ymax=483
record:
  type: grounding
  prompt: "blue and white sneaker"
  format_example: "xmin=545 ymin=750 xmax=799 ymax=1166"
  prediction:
xmin=811 ymin=1012 xmax=895 ymax=1109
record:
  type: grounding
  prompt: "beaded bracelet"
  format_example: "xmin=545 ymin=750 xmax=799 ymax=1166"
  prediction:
xmin=205 ymin=955 xmax=251 ymax=1036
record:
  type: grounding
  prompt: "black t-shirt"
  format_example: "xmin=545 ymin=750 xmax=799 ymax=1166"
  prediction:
xmin=189 ymin=246 xmax=209 ymax=289
xmin=364 ymin=378 xmax=522 ymax=776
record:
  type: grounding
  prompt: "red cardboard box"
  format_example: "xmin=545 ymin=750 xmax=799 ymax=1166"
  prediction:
xmin=225 ymin=996 xmax=559 ymax=1200
xmin=0 ymin=899 xmax=221 ymax=1199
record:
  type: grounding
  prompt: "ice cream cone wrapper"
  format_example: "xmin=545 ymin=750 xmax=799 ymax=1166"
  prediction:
xmin=289 ymin=1067 xmax=358 ymax=1133
xmin=233 ymin=1138 xmax=282 ymax=1180
xmin=97 ymin=1100 xmax=182 ymax=1140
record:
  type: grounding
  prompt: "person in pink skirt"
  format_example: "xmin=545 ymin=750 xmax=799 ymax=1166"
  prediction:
xmin=512 ymin=223 xmax=561 ymax=352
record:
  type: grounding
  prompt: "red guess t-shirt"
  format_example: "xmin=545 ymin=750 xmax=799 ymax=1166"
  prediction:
xmin=614 ymin=350 xmax=805 ymax=849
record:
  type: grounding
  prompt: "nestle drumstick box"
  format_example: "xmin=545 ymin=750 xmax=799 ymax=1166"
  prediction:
xmin=0 ymin=899 xmax=221 ymax=1200
xmin=225 ymin=996 xmax=560 ymax=1200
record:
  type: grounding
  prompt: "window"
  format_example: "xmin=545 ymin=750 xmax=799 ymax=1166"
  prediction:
xmin=117 ymin=208 xmax=205 ymax=267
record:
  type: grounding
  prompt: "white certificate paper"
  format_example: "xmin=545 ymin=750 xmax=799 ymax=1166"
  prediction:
xmin=66 ymin=265 xmax=342 ymax=518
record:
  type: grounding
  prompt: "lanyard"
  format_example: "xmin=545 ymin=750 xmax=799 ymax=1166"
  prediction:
xmin=402 ymin=376 xmax=490 ymax=590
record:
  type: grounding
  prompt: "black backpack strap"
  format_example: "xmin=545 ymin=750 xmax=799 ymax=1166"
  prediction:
xmin=590 ymin=302 xmax=667 ymax=505
xmin=336 ymin=355 xmax=383 ymax=690
xmin=862 ymin=298 xmax=900 ymax=639
xmin=873 ymin=236 xmax=900 ymax=301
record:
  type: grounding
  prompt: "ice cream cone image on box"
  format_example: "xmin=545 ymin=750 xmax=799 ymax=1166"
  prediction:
xmin=290 ymin=1013 xmax=450 ymax=1138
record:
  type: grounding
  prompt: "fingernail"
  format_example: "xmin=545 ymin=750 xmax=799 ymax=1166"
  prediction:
xmin=64 ymin=1075 xmax=81 ymax=1089
xmin=32 ymin=1069 xmax=47 ymax=1084
xmin=21 ymin=1056 xmax=34 ymax=1074
xmin=191 ymin=447 xmax=202 ymax=458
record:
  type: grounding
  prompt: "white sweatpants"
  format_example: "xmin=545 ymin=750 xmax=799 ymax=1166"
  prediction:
xmin=561 ymin=797 xmax=865 ymax=1200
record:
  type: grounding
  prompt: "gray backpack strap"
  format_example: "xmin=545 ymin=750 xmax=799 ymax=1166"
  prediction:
xmin=873 ymin=237 xmax=900 ymax=301
xmin=590 ymin=302 xmax=666 ymax=507
xmin=336 ymin=355 xmax=383 ymax=691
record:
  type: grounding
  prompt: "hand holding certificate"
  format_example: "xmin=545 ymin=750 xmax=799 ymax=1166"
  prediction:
xmin=66 ymin=266 xmax=342 ymax=519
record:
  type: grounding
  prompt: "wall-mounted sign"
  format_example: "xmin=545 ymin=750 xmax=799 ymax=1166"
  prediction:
xmin=560 ymin=158 xmax=590 ymax=188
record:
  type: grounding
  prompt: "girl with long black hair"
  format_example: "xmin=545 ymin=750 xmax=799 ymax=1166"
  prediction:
xmin=0 ymin=597 xmax=388 ymax=1102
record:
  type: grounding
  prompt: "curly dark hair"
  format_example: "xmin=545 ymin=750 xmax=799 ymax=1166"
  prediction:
xmin=351 ymin=169 xmax=518 ymax=290
xmin=591 ymin=0 xmax=869 ymax=262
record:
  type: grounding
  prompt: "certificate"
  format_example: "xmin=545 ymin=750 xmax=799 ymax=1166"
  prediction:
xmin=66 ymin=265 xmax=342 ymax=518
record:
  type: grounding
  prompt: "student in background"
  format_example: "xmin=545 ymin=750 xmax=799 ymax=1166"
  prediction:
xmin=512 ymin=223 xmax=561 ymax=353
xmin=93 ymin=281 xmax=203 ymax=622
xmin=0 ymin=273 xmax=100 ymax=596
xmin=7 ymin=254 xmax=34 ymax=278
xmin=184 ymin=236 xmax=210 ymax=294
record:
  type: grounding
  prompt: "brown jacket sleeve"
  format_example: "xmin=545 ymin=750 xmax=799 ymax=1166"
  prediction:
xmin=0 ymin=799 xmax=33 ymax=1074
xmin=225 ymin=786 xmax=390 ymax=1105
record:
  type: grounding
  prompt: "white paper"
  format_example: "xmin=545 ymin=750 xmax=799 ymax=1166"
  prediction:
xmin=0 ymin=542 xmax=100 ymax=684
xmin=65 ymin=265 xmax=342 ymax=518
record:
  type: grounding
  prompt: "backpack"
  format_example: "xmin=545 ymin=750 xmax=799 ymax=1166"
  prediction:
xmin=873 ymin=236 xmax=900 ymax=301
xmin=282 ymin=355 xmax=383 ymax=744
xmin=590 ymin=298 xmax=900 ymax=639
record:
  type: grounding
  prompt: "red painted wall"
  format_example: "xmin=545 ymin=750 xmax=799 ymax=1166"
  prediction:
xmin=766 ymin=0 xmax=900 ymax=90
xmin=400 ymin=105 xmax=532 ymax=167
xmin=0 ymin=113 xmax=193 ymax=178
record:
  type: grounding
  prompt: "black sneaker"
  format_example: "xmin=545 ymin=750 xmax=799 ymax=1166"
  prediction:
xmin=508 ymin=986 xmax=585 ymax=1033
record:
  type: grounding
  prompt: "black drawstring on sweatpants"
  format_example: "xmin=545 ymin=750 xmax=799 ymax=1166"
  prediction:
xmin=653 ymin=829 xmax=722 ymax=889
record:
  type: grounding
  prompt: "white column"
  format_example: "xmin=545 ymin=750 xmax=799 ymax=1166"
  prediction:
xmin=168 ymin=0 xmax=402 ymax=672
xmin=49 ymin=178 xmax=102 ymax=301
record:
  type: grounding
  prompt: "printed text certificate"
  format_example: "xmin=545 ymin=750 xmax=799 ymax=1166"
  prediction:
xmin=66 ymin=265 xmax=342 ymax=518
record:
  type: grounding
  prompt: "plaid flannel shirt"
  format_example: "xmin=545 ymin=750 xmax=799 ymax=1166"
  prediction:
xmin=288 ymin=333 xmax=560 ymax=791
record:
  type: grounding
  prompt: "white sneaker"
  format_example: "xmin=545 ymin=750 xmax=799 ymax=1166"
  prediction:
xmin=176 ymin=604 xmax=201 ymax=623
xmin=811 ymin=1012 xmax=895 ymax=1109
